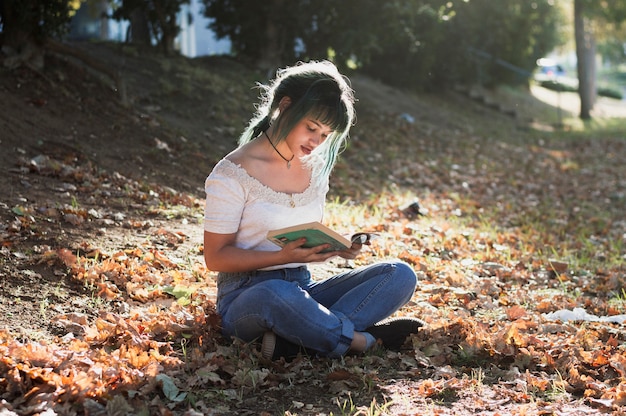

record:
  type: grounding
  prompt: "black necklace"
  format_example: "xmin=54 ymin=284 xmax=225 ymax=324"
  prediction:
xmin=264 ymin=131 xmax=294 ymax=169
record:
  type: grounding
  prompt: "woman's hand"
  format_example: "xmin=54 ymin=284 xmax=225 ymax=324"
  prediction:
xmin=335 ymin=242 xmax=363 ymax=260
xmin=279 ymin=238 xmax=341 ymax=263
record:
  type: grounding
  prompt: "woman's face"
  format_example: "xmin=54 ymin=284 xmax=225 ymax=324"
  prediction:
xmin=287 ymin=117 xmax=333 ymax=157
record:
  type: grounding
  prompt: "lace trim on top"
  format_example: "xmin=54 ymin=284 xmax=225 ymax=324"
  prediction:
xmin=216 ymin=159 xmax=324 ymax=207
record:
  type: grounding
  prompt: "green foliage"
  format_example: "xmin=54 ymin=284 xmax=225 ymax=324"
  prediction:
xmin=578 ymin=0 xmax=626 ymax=22
xmin=597 ymin=86 xmax=623 ymax=100
xmin=0 ymin=0 xmax=80 ymax=48
xmin=582 ymin=0 xmax=626 ymax=65
xmin=362 ymin=0 xmax=563 ymax=90
xmin=539 ymin=80 xmax=624 ymax=100
xmin=539 ymin=80 xmax=578 ymax=93
xmin=598 ymin=36 xmax=626 ymax=65
xmin=111 ymin=0 xmax=190 ymax=53
xmin=203 ymin=0 xmax=563 ymax=91
xmin=457 ymin=0 xmax=564 ymax=85
xmin=340 ymin=0 xmax=453 ymax=90
xmin=201 ymin=0 xmax=309 ymax=67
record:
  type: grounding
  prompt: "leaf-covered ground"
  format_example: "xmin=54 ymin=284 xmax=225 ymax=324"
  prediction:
xmin=1 ymin=42 xmax=625 ymax=415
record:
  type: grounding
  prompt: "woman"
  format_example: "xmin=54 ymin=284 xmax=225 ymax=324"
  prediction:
xmin=203 ymin=60 xmax=421 ymax=360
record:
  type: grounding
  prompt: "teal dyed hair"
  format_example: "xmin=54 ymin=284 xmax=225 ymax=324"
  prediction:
xmin=239 ymin=60 xmax=356 ymax=180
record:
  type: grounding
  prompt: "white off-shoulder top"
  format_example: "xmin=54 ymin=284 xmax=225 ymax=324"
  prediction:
xmin=204 ymin=159 xmax=329 ymax=270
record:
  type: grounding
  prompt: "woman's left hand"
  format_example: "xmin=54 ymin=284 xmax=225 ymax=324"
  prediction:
xmin=336 ymin=242 xmax=363 ymax=260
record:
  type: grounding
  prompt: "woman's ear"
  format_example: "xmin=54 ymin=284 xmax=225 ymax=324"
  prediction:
xmin=278 ymin=96 xmax=292 ymax=112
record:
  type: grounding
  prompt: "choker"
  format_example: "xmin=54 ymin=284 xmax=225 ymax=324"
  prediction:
xmin=264 ymin=131 xmax=295 ymax=169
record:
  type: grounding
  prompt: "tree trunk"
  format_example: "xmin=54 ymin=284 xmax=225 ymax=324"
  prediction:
xmin=128 ymin=9 xmax=151 ymax=46
xmin=1 ymin=0 xmax=44 ymax=69
xmin=160 ymin=32 xmax=176 ymax=55
xmin=99 ymin=0 xmax=109 ymax=39
xmin=153 ymin=1 xmax=177 ymax=55
xmin=574 ymin=0 xmax=596 ymax=120
xmin=257 ymin=0 xmax=285 ymax=76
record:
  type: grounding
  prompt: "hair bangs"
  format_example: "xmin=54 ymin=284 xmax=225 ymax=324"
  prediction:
xmin=301 ymin=79 xmax=351 ymax=134
xmin=307 ymin=102 xmax=350 ymax=134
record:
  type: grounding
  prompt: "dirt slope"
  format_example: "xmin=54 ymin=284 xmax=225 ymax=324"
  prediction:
xmin=1 ymin=41 xmax=625 ymax=415
xmin=0 ymin=36 xmax=622 ymax=354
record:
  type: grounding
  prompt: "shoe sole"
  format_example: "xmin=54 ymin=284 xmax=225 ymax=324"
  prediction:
xmin=374 ymin=316 xmax=426 ymax=328
xmin=261 ymin=331 xmax=277 ymax=360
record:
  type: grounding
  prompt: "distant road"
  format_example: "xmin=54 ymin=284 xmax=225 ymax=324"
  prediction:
xmin=531 ymin=84 xmax=626 ymax=119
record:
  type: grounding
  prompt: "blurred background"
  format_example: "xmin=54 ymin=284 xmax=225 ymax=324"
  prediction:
xmin=1 ymin=0 xmax=625 ymax=120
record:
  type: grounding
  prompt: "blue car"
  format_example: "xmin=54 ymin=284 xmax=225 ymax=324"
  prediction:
xmin=535 ymin=58 xmax=566 ymax=80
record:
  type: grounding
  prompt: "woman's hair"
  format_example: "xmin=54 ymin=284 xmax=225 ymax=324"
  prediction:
xmin=239 ymin=60 xmax=356 ymax=180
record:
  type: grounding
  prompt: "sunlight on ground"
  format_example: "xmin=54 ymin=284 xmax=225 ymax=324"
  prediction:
xmin=530 ymin=84 xmax=626 ymax=120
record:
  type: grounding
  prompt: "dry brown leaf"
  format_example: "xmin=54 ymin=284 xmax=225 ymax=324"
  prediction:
xmin=326 ymin=369 xmax=353 ymax=381
xmin=56 ymin=248 xmax=77 ymax=267
xmin=506 ymin=305 xmax=527 ymax=320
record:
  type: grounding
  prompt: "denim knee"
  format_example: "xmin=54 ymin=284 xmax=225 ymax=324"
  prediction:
xmin=390 ymin=260 xmax=418 ymax=301
xmin=221 ymin=279 xmax=306 ymax=339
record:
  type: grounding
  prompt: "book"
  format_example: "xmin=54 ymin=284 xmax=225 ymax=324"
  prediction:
xmin=267 ymin=221 xmax=375 ymax=253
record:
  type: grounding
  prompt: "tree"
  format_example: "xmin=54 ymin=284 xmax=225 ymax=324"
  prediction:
xmin=354 ymin=0 xmax=562 ymax=91
xmin=201 ymin=0 xmax=308 ymax=73
xmin=201 ymin=0 xmax=562 ymax=91
xmin=439 ymin=0 xmax=563 ymax=87
xmin=597 ymin=25 xmax=626 ymax=66
xmin=111 ymin=0 xmax=190 ymax=54
xmin=0 ymin=0 xmax=81 ymax=69
xmin=355 ymin=0 xmax=451 ymax=91
xmin=573 ymin=0 xmax=626 ymax=119
xmin=574 ymin=0 xmax=595 ymax=119
xmin=295 ymin=0 xmax=390 ymax=70
xmin=304 ymin=0 xmax=562 ymax=91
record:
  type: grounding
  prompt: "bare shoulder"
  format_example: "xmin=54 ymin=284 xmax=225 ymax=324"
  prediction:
xmin=225 ymin=140 xmax=270 ymax=177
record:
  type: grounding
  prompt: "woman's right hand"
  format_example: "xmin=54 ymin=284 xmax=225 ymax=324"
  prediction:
xmin=279 ymin=238 xmax=342 ymax=263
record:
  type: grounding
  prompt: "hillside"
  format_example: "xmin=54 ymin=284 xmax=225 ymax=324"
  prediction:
xmin=1 ymin=41 xmax=626 ymax=415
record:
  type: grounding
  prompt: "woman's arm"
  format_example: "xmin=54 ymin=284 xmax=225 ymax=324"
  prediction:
xmin=203 ymin=230 xmax=344 ymax=272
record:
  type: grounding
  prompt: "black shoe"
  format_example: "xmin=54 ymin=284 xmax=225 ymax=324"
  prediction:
xmin=364 ymin=317 xmax=425 ymax=350
xmin=261 ymin=331 xmax=307 ymax=361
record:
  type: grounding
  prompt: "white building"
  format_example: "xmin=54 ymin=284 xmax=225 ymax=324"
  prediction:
xmin=177 ymin=0 xmax=231 ymax=57
xmin=71 ymin=0 xmax=231 ymax=57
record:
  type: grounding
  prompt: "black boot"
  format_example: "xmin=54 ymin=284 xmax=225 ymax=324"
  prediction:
xmin=365 ymin=317 xmax=425 ymax=350
xmin=261 ymin=331 xmax=311 ymax=361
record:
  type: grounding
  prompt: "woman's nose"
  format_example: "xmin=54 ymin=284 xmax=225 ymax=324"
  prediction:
xmin=312 ymin=132 xmax=326 ymax=145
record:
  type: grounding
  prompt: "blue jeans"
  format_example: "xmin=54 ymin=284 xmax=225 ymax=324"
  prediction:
xmin=216 ymin=260 xmax=417 ymax=358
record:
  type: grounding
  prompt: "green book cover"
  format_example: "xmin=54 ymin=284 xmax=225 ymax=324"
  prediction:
xmin=267 ymin=222 xmax=351 ymax=253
